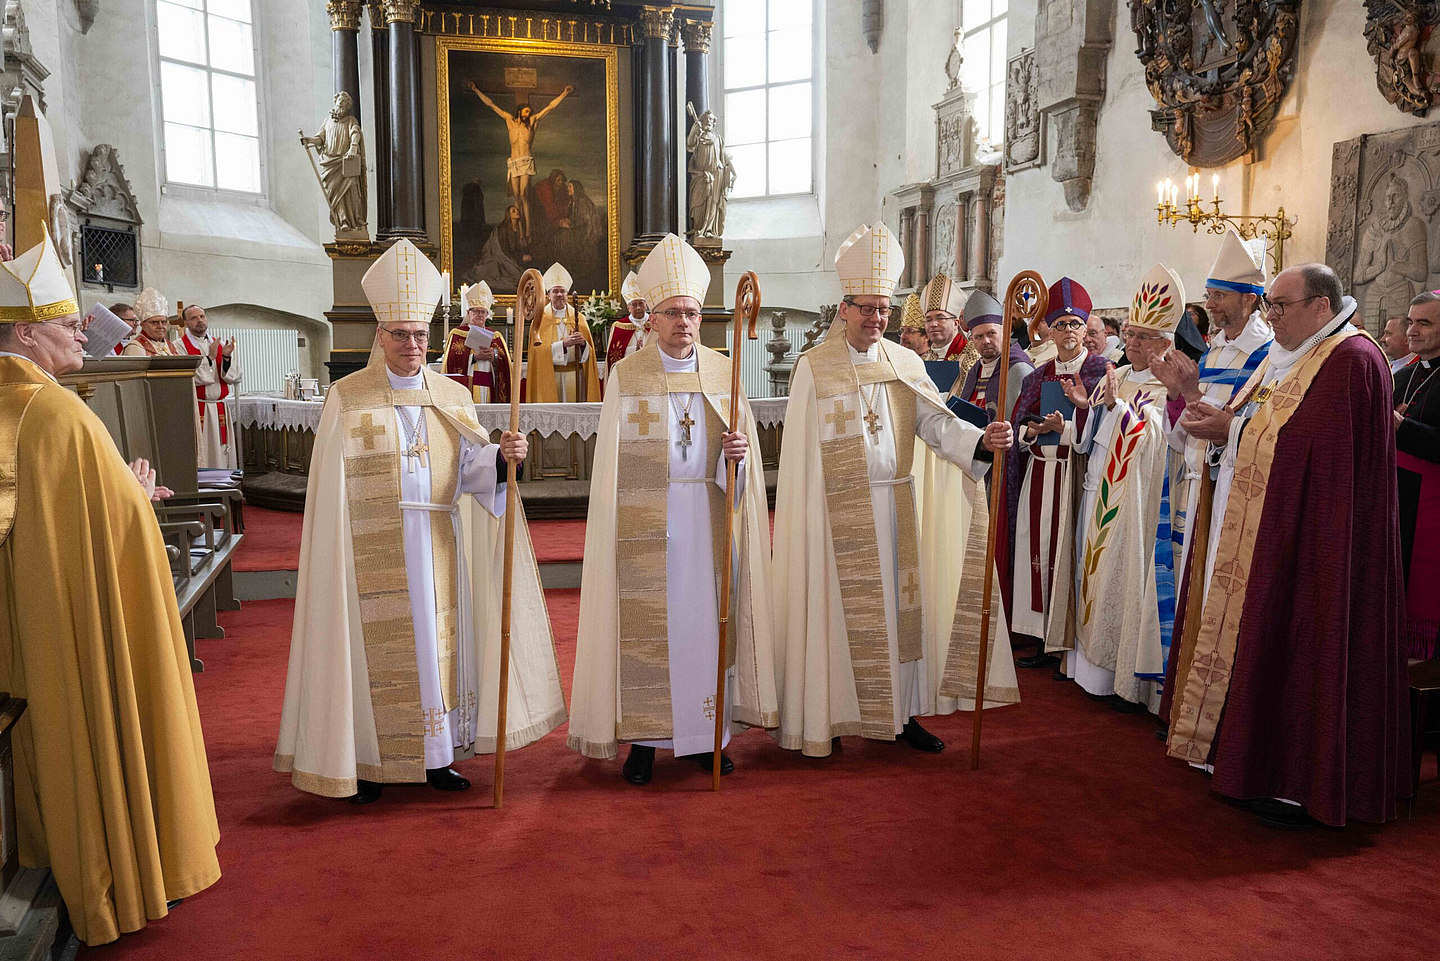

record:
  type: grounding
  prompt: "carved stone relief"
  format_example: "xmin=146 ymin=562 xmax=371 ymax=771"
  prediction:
xmin=1036 ymin=0 xmax=1113 ymax=211
xmin=1325 ymin=120 xmax=1440 ymax=333
xmin=934 ymin=201 xmax=958 ymax=275
xmin=1005 ymin=48 xmax=1043 ymax=171
xmin=1129 ymin=0 xmax=1302 ymax=166
xmin=1363 ymin=2 xmax=1440 ymax=117
xmin=73 ymin=144 xmax=142 ymax=223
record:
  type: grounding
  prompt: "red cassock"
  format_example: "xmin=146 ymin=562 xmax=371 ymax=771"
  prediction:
xmin=604 ymin=320 xmax=644 ymax=370
xmin=1164 ymin=335 xmax=1409 ymax=826
xmin=443 ymin=324 xmax=511 ymax=404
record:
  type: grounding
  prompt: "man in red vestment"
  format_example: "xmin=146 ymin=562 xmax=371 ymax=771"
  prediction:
xmin=919 ymin=272 xmax=969 ymax=361
xmin=444 ymin=280 xmax=511 ymax=404
xmin=1166 ymin=263 xmax=1409 ymax=828
xmin=1394 ymin=290 xmax=1440 ymax=660
xmin=605 ymin=271 xmax=649 ymax=373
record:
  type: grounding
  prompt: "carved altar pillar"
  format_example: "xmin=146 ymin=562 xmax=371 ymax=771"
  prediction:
xmin=634 ymin=5 xmax=677 ymax=240
xmin=328 ymin=2 xmax=363 ymax=114
xmin=367 ymin=1 xmax=392 ymax=237
xmin=382 ymin=0 xmax=425 ymax=240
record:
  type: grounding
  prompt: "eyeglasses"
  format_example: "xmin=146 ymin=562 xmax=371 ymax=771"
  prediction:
xmin=379 ymin=327 xmax=430 ymax=345
xmin=39 ymin=320 xmax=85 ymax=339
xmin=1050 ymin=319 xmax=1085 ymax=331
xmin=843 ymin=300 xmax=893 ymax=318
xmin=655 ymin=309 xmax=702 ymax=323
xmin=1261 ymin=294 xmax=1319 ymax=317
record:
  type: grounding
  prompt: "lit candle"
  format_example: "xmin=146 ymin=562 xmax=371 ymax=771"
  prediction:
xmin=1157 ymin=182 xmax=1165 ymax=206
xmin=441 ymin=271 xmax=451 ymax=308
xmin=1212 ymin=173 xmax=1220 ymax=200
xmin=507 ymin=306 xmax=514 ymax=328
xmin=1171 ymin=183 xmax=1179 ymax=206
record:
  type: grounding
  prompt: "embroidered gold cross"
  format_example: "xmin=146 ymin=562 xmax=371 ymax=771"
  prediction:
xmin=628 ymin=399 xmax=662 ymax=436
xmin=703 ymin=695 xmax=716 ymax=721
xmin=825 ymin=399 xmax=857 ymax=436
xmin=350 ymin=412 xmax=385 ymax=449
xmin=403 ymin=440 xmax=429 ymax=473
xmin=901 ymin=571 xmax=920 ymax=605
xmin=423 ymin=708 xmax=446 ymax=738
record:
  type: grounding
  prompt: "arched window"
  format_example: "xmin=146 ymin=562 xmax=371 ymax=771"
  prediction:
xmin=959 ymin=0 xmax=1007 ymax=157
xmin=155 ymin=0 xmax=263 ymax=193
xmin=722 ymin=0 xmax=814 ymax=198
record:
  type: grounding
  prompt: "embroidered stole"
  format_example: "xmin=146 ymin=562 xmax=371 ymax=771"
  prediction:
xmin=808 ymin=336 xmax=923 ymax=739
xmin=1167 ymin=330 xmax=1361 ymax=765
xmin=337 ymin=362 xmax=469 ymax=781
xmin=612 ymin=344 xmax=733 ymax=741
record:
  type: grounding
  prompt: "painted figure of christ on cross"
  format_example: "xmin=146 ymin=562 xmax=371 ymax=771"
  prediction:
xmin=466 ymin=77 xmax=574 ymax=245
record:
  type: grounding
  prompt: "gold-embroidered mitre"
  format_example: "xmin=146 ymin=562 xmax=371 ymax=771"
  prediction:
xmin=833 ymin=222 xmax=904 ymax=299
xmin=637 ymin=233 xmax=709 ymax=307
xmin=1129 ymin=264 xmax=1186 ymax=338
xmin=542 ymin=262 xmax=573 ymax=293
xmin=362 ymin=238 xmax=445 ymax=327
xmin=0 ymin=224 xmax=79 ymax=323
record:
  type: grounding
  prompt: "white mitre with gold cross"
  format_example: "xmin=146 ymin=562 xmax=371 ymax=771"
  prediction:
xmin=833 ymin=222 xmax=904 ymax=299
xmin=362 ymin=238 xmax=445 ymax=326
xmin=133 ymin=286 xmax=169 ymax=323
xmin=460 ymin=280 xmax=495 ymax=313
xmin=0 ymin=224 xmax=78 ymax=323
xmin=1129 ymin=264 xmax=1186 ymax=339
xmin=620 ymin=271 xmax=643 ymax=305
xmin=637 ymin=233 xmax=708 ymax=307
xmin=542 ymin=262 xmax=573 ymax=294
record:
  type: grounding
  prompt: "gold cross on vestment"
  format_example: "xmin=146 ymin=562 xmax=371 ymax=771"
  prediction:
xmin=825 ymin=399 xmax=857 ymax=436
xmin=628 ymin=399 xmax=662 ymax=436
xmin=703 ymin=695 xmax=717 ymax=721
xmin=676 ymin=409 xmax=695 ymax=458
xmin=901 ymin=571 xmax=920 ymax=605
xmin=403 ymin=440 xmax=429 ymax=473
xmin=863 ymin=408 xmax=883 ymax=435
xmin=350 ymin=412 xmax=385 ymax=450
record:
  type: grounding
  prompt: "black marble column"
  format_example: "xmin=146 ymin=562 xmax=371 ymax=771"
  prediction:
xmin=369 ymin=2 xmax=392 ymax=237
xmin=330 ymin=3 xmax=363 ymax=114
xmin=665 ymin=26 xmax=680 ymax=234
xmin=385 ymin=2 xmax=426 ymax=240
xmin=635 ymin=6 xmax=676 ymax=240
xmin=680 ymin=19 xmax=712 ymax=239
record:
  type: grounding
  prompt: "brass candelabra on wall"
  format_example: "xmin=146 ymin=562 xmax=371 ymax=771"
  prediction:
xmin=1155 ymin=173 xmax=1294 ymax=273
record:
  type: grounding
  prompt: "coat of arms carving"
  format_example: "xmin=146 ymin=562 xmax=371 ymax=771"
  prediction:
xmin=1129 ymin=0 xmax=1301 ymax=165
xmin=1364 ymin=2 xmax=1440 ymax=117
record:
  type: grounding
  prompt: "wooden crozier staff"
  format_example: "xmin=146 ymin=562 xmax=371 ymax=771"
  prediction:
xmin=712 ymin=271 xmax=761 ymax=791
xmin=494 ymin=267 xmax=543 ymax=808
xmin=970 ymin=271 xmax=1047 ymax=771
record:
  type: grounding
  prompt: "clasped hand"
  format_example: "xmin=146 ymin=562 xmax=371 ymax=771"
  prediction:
xmin=499 ymin=430 xmax=528 ymax=464
xmin=722 ymin=430 xmax=748 ymax=463
xmin=982 ymin=420 xmax=1013 ymax=453
xmin=1179 ymin=401 xmax=1233 ymax=444
xmin=562 ymin=332 xmax=586 ymax=348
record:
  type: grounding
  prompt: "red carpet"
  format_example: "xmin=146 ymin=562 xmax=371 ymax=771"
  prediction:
xmin=528 ymin=518 xmax=586 ymax=564
xmin=81 ymin=596 xmax=1438 ymax=960
xmin=232 ymin=507 xmax=302 ymax=572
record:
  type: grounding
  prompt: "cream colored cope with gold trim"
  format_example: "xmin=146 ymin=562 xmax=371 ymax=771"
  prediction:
xmin=0 ymin=225 xmax=79 ymax=323
xmin=637 ymin=233 xmax=709 ymax=307
xmin=833 ymin=222 xmax=905 ymax=299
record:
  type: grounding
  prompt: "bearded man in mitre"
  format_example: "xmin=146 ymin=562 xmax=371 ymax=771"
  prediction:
xmin=605 ymin=271 xmax=650 ymax=371
xmin=568 ymin=233 xmax=777 ymax=785
xmin=0 ymin=227 xmax=219 ymax=945
xmin=528 ymin=262 xmax=601 ymax=402
xmin=1047 ymin=266 xmax=1184 ymax=711
xmin=275 ymin=239 xmax=566 ymax=805
xmin=444 ymin=280 xmax=511 ymax=403
xmin=772 ymin=223 xmax=1014 ymax=758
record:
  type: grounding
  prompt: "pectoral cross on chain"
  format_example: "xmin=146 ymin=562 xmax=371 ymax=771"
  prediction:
xmin=676 ymin=409 xmax=696 ymax=460
xmin=403 ymin=440 xmax=429 ymax=473
xmin=863 ymin=408 xmax=882 ymax=436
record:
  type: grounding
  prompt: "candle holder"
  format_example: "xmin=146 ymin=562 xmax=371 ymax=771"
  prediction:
xmin=1155 ymin=175 xmax=1294 ymax=272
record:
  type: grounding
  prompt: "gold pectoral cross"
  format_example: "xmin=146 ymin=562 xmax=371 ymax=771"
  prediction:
xmin=863 ymin=408 xmax=883 ymax=436
xmin=676 ymin=410 xmax=695 ymax=460
xmin=403 ymin=441 xmax=429 ymax=473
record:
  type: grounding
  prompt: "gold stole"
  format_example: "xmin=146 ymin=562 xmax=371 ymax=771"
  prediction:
xmin=1167 ymin=331 xmax=1360 ymax=764
xmin=939 ymin=481 xmax=1019 ymax=704
xmin=808 ymin=336 xmax=922 ymax=739
xmin=612 ymin=344 xmax=733 ymax=741
xmin=337 ymin=362 xmax=468 ymax=781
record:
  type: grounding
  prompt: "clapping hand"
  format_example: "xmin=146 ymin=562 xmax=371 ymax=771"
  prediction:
xmin=222 ymin=337 xmax=236 ymax=358
xmin=129 ymin=458 xmax=174 ymax=502
xmin=1179 ymin=400 xmax=1234 ymax=444
xmin=1152 ymin=350 xmax=1200 ymax=402
xmin=1099 ymin=368 xmax=1119 ymax=410
xmin=1062 ymin=374 xmax=1091 ymax=410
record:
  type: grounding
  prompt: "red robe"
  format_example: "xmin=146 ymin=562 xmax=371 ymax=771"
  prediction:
xmin=604 ymin=318 xmax=646 ymax=370
xmin=924 ymin=329 xmax=969 ymax=361
xmin=1166 ymin=334 xmax=1408 ymax=826
xmin=443 ymin=324 xmax=511 ymax=404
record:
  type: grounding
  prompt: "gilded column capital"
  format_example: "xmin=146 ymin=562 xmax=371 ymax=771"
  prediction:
xmin=680 ymin=19 xmax=713 ymax=54
xmin=637 ymin=6 xmax=675 ymax=43
xmin=365 ymin=0 xmax=386 ymax=32
xmin=327 ymin=1 xmax=362 ymax=31
xmin=380 ymin=0 xmax=420 ymax=25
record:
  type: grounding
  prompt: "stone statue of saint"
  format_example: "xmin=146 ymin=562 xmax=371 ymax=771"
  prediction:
xmin=686 ymin=103 xmax=730 ymax=240
xmin=300 ymin=91 xmax=368 ymax=240
xmin=1354 ymin=173 xmax=1430 ymax=320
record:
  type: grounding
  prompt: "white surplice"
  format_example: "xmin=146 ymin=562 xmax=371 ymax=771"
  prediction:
xmin=388 ymin=367 xmax=504 ymax=768
xmin=185 ymin=331 xmax=242 ymax=469
xmin=549 ymin=316 xmax=592 ymax=403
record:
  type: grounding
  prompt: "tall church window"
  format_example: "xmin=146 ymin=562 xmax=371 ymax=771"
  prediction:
xmin=156 ymin=0 xmax=263 ymax=193
xmin=722 ymin=0 xmax=814 ymax=198
xmin=959 ymin=0 xmax=1007 ymax=157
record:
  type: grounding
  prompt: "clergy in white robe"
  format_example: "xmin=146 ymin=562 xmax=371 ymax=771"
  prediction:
xmin=274 ymin=240 xmax=565 ymax=803
xmin=568 ymin=234 xmax=777 ymax=784
xmin=179 ymin=306 xmax=242 ymax=470
xmin=772 ymin=223 xmax=1013 ymax=758
xmin=528 ymin=262 xmax=601 ymax=403
xmin=1051 ymin=266 xmax=1185 ymax=711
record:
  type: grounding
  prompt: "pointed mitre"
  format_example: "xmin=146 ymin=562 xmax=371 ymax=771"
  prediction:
xmin=1206 ymin=228 xmax=1267 ymax=295
xmin=621 ymin=271 xmax=643 ymax=304
xmin=542 ymin=262 xmax=573 ymax=293
xmin=133 ymin=286 xmax=169 ymax=321
xmin=963 ymin=289 xmax=1004 ymax=330
xmin=461 ymin=280 xmax=494 ymax=312
xmin=637 ymin=233 xmax=709 ymax=307
xmin=361 ymin=238 xmax=445 ymax=326
xmin=833 ymin=223 xmax=904 ymax=298
xmin=922 ymin=272 xmax=965 ymax=318
xmin=0 ymin=224 xmax=78 ymax=323
xmin=1129 ymin=264 xmax=1186 ymax=338
xmin=900 ymin=292 xmax=924 ymax=329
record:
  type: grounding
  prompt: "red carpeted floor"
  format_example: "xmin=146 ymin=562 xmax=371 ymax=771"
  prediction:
xmin=78 ymin=591 xmax=1440 ymax=959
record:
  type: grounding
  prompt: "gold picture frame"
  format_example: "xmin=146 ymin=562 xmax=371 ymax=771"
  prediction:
xmin=436 ymin=35 xmax=620 ymax=305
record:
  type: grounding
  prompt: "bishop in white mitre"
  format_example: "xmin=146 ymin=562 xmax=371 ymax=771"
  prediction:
xmin=604 ymin=271 xmax=651 ymax=375
xmin=772 ymin=223 xmax=1014 ymax=758
xmin=274 ymin=239 xmax=565 ymax=804
xmin=528 ymin=262 xmax=601 ymax=403
xmin=1050 ymin=265 xmax=1185 ymax=711
xmin=568 ymin=233 xmax=778 ymax=785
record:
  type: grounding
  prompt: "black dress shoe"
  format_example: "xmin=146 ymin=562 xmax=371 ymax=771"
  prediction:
xmin=679 ymin=751 xmax=734 ymax=775
xmin=897 ymin=717 xmax=945 ymax=753
xmin=622 ymin=745 xmax=655 ymax=785
xmin=1109 ymin=695 xmax=1147 ymax=714
xmin=425 ymin=767 xmax=472 ymax=791
xmin=1017 ymin=652 xmax=1060 ymax=669
xmin=1053 ymin=668 xmax=1068 ymax=682
xmin=1247 ymin=798 xmax=1316 ymax=830
xmin=350 ymin=779 xmax=383 ymax=805
xmin=166 ymin=899 xmax=185 ymax=910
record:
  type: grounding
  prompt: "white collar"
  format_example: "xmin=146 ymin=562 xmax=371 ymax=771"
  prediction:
xmin=847 ymin=340 xmax=880 ymax=365
xmin=1054 ymin=349 xmax=1087 ymax=374
xmin=1212 ymin=312 xmax=1273 ymax=352
xmin=0 ymin=351 xmax=57 ymax=382
xmin=659 ymin=348 xmax=697 ymax=372
xmin=385 ymin=366 xmax=425 ymax=390
xmin=1267 ymin=297 xmax=1357 ymax=373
